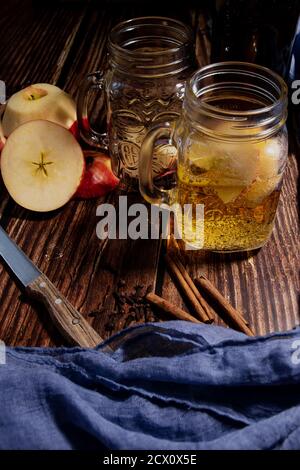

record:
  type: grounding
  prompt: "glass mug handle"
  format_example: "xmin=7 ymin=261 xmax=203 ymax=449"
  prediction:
xmin=77 ymin=71 xmax=108 ymax=149
xmin=139 ymin=122 xmax=176 ymax=205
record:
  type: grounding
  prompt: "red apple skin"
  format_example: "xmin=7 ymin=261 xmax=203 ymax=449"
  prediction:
xmin=69 ymin=117 xmax=89 ymax=141
xmin=0 ymin=104 xmax=6 ymax=152
xmin=69 ymin=120 xmax=79 ymax=140
xmin=0 ymin=137 xmax=6 ymax=153
xmin=75 ymin=151 xmax=119 ymax=199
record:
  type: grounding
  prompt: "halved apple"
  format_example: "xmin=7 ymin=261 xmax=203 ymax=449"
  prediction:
xmin=2 ymin=84 xmax=77 ymax=137
xmin=1 ymin=120 xmax=84 ymax=212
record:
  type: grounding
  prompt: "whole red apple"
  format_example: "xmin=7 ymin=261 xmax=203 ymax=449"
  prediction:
xmin=76 ymin=151 xmax=119 ymax=199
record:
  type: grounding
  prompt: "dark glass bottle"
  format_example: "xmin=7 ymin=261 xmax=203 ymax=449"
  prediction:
xmin=211 ymin=0 xmax=300 ymax=78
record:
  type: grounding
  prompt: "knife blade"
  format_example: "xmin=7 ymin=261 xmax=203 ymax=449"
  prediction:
xmin=0 ymin=226 xmax=40 ymax=286
xmin=0 ymin=226 xmax=102 ymax=348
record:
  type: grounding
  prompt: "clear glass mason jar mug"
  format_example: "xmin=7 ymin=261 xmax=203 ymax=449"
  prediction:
xmin=77 ymin=16 xmax=195 ymax=191
xmin=139 ymin=62 xmax=288 ymax=252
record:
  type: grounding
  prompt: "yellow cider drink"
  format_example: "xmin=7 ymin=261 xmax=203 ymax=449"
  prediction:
xmin=176 ymin=134 xmax=286 ymax=251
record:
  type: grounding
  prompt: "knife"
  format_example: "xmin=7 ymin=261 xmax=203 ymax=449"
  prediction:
xmin=0 ymin=226 xmax=102 ymax=348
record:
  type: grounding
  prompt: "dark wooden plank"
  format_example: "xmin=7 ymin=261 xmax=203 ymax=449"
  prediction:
xmin=0 ymin=0 xmax=87 ymax=94
xmin=0 ymin=192 xmax=162 ymax=346
xmin=162 ymin=154 xmax=299 ymax=335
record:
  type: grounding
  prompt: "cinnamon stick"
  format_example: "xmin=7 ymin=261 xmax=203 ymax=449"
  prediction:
xmin=165 ymin=255 xmax=211 ymax=323
xmin=173 ymin=255 xmax=215 ymax=322
xmin=194 ymin=276 xmax=254 ymax=336
xmin=146 ymin=293 xmax=201 ymax=324
xmin=167 ymin=235 xmax=186 ymax=266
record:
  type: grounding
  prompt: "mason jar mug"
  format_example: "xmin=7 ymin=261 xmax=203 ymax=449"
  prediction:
xmin=139 ymin=62 xmax=288 ymax=252
xmin=77 ymin=16 xmax=195 ymax=191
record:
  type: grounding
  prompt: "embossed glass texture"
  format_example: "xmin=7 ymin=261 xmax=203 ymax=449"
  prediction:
xmin=77 ymin=17 xmax=195 ymax=191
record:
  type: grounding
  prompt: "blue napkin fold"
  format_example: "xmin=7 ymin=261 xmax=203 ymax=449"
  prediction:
xmin=1 ymin=321 xmax=300 ymax=450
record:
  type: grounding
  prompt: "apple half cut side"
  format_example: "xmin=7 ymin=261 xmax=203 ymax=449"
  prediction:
xmin=1 ymin=120 xmax=85 ymax=212
xmin=1 ymin=84 xmax=77 ymax=137
xmin=75 ymin=150 xmax=119 ymax=199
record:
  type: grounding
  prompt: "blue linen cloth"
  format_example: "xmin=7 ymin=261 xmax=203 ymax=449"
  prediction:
xmin=1 ymin=321 xmax=300 ymax=450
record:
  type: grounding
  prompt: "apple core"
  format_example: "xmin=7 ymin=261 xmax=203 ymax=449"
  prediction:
xmin=23 ymin=86 xmax=48 ymax=101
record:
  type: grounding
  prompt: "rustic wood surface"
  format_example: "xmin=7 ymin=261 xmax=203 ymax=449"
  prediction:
xmin=0 ymin=0 xmax=298 ymax=347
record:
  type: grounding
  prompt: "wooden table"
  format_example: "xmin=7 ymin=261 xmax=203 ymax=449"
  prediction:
xmin=0 ymin=1 xmax=299 ymax=347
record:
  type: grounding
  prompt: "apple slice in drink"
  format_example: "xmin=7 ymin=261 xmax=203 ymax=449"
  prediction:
xmin=186 ymin=136 xmax=216 ymax=176
xmin=244 ymin=176 xmax=281 ymax=206
xmin=255 ymin=138 xmax=282 ymax=178
xmin=244 ymin=138 xmax=283 ymax=206
xmin=1 ymin=120 xmax=84 ymax=212
xmin=2 ymin=84 xmax=77 ymax=137
xmin=187 ymin=136 xmax=260 ymax=203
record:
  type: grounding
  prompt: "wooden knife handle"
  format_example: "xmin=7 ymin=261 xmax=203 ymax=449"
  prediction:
xmin=26 ymin=273 xmax=102 ymax=348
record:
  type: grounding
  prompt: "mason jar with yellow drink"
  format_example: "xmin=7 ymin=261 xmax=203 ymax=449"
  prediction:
xmin=139 ymin=62 xmax=288 ymax=252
